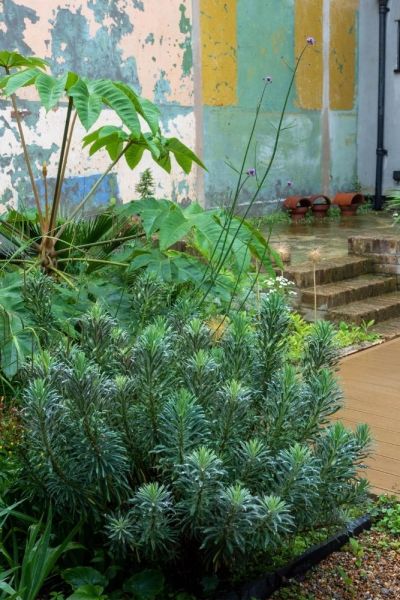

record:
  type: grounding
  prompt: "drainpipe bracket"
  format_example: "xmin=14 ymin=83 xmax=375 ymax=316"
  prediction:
xmin=376 ymin=148 xmax=388 ymax=157
xmin=378 ymin=0 xmax=390 ymax=14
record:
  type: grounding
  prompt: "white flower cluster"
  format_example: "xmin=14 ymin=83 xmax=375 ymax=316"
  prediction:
xmin=265 ymin=276 xmax=297 ymax=296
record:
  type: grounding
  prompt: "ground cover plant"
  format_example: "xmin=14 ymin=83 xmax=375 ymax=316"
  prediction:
xmin=288 ymin=313 xmax=380 ymax=362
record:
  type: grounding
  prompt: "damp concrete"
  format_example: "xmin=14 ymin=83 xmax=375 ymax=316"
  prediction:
xmin=268 ymin=213 xmax=395 ymax=265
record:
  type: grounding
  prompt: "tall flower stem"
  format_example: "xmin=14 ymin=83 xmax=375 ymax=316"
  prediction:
xmin=199 ymin=44 xmax=310 ymax=306
xmin=313 ymin=263 xmax=317 ymax=321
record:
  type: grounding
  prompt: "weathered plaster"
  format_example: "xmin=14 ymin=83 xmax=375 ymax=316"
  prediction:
xmin=295 ymin=0 xmax=323 ymax=110
xmin=0 ymin=0 xmax=363 ymax=212
xmin=200 ymin=0 xmax=237 ymax=106
xmin=0 ymin=0 xmax=196 ymax=209
xmin=330 ymin=0 xmax=358 ymax=110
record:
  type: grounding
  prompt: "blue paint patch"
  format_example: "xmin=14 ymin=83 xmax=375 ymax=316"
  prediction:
xmin=50 ymin=6 xmax=140 ymax=88
xmin=0 ymin=0 xmax=39 ymax=54
xmin=26 ymin=173 xmax=120 ymax=214
xmin=154 ymin=71 xmax=173 ymax=105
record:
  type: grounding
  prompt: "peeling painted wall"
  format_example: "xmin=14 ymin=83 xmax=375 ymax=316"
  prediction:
xmin=0 ymin=0 xmax=361 ymax=212
xmin=200 ymin=0 xmax=360 ymax=209
xmin=0 ymin=0 xmax=197 ymax=213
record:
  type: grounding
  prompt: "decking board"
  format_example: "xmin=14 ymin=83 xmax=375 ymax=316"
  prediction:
xmin=338 ymin=337 xmax=400 ymax=497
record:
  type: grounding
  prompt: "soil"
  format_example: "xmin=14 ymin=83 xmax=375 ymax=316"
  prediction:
xmin=271 ymin=529 xmax=400 ymax=600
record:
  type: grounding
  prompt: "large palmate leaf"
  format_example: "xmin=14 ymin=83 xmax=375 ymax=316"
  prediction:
xmin=125 ymin=143 xmax=146 ymax=169
xmin=128 ymin=247 xmax=233 ymax=299
xmin=92 ymin=79 xmax=141 ymax=138
xmin=115 ymin=81 xmax=161 ymax=135
xmin=68 ymin=78 xmax=102 ymax=130
xmin=130 ymin=199 xmax=275 ymax=284
xmin=82 ymin=127 xmax=167 ymax=170
xmin=2 ymin=67 xmax=41 ymax=94
xmin=166 ymin=137 xmax=206 ymax=173
xmin=35 ymin=72 xmax=67 ymax=110
xmin=0 ymin=51 xmax=47 ymax=71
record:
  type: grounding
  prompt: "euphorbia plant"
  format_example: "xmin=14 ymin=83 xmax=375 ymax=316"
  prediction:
xmin=0 ymin=51 xmax=204 ymax=273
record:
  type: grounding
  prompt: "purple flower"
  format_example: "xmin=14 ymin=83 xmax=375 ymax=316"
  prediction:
xmin=246 ymin=168 xmax=256 ymax=177
xmin=287 ymin=181 xmax=293 ymax=188
xmin=263 ymin=75 xmax=273 ymax=84
xmin=307 ymin=36 xmax=316 ymax=46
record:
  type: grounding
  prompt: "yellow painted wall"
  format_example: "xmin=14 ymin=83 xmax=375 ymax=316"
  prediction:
xmin=294 ymin=0 xmax=323 ymax=110
xmin=330 ymin=0 xmax=358 ymax=110
xmin=200 ymin=0 xmax=237 ymax=106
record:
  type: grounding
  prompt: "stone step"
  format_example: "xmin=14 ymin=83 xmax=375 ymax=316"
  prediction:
xmin=328 ymin=292 xmax=400 ymax=326
xmin=284 ymin=256 xmax=373 ymax=288
xmin=373 ymin=316 xmax=400 ymax=341
xmin=301 ymin=274 xmax=398 ymax=309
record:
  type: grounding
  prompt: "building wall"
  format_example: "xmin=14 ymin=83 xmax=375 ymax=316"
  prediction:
xmin=200 ymin=0 xmax=359 ymax=209
xmin=358 ymin=0 xmax=400 ymax=196
xmin=0 ymin=0 xmax=360 ymax=212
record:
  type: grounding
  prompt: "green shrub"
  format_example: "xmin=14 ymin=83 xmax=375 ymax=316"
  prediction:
xmin=15 ymin=283 xmax=371 ymax=577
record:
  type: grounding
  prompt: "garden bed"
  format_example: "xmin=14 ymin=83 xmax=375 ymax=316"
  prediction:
xmin=271 ymin=527 xmax=400 ymax=600
xmin=269 ymin=496 xmax=400 ymax=600
xmin=219 ymin=516 xmax=372 ymax=600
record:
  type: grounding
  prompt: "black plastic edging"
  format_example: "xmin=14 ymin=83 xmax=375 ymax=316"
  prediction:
xmin=217 ymin=514 xmax=372 ymax=600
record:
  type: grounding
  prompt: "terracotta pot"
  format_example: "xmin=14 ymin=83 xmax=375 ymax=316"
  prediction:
xmin=312 ymin=204 xmax=330 ymax=217
xmin=310 ymin=194 xmax=331 ymax=218
xmin=290 ymin=206 xmax=309 ymax=222
xmin=283 ymin=196 xmax=311 ymax=222
xmin=333 ymin=193 xmax=365 ymax=216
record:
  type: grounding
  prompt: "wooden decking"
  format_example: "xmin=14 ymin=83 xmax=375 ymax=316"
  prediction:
xmin=338 ymin=338 xmax=400 ymax=497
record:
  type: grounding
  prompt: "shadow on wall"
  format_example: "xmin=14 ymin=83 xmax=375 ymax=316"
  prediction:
xmin=24 ymin=173 xmax=120 ymax=214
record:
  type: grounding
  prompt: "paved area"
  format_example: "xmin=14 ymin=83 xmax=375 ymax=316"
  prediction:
xmin=337 ymin=338 xmax=400 ymax=497
xmin=268 ymin=212 xmax=394 ymax=265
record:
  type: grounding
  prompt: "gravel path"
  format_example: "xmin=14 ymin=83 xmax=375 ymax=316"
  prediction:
xmin=271 ymin=530 xmax=400 ymax=600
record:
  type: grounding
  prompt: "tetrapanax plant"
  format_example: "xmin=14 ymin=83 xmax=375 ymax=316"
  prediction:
xmin=16 ymin=286 xmax=371 ymax=576
xmin=0 ymin=50 xmax=204 ymax=273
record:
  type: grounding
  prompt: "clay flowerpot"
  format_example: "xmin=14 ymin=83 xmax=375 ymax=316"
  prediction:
xmin=333 ymin=193 xmax=365 ymax=217
xmin=283 ymin=196 xmax=311 ymax=222
xmin=310 ymin=194 xmax=331 ymax=218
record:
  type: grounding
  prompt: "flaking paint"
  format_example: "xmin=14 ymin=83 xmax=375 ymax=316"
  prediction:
xmin=200 ymin=0 xmax=237 ymax=106
xmin=0 ymin=0 xmax=362 ymax=211
xmin=295 ymin=0 xmax=324 ymax=110
xmin=330 ymin=0 xmax=358 ymax=110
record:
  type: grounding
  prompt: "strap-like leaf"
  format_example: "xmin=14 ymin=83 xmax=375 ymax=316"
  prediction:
xmin=68 ymin=78 xmax=102 ymax=130
xmin=35 ymin=73 xmax=67 ymax=111
xmin=92 ymin=79 xmax=141 ymax=138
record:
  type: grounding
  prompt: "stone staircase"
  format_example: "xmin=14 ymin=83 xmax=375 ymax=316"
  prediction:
xmin=284 ymin=255 xmax=400 ymax=338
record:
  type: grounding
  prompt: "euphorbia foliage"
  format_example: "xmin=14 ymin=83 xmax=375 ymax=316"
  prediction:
xmin=17 ymin=276 xmax=371 ymax=575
